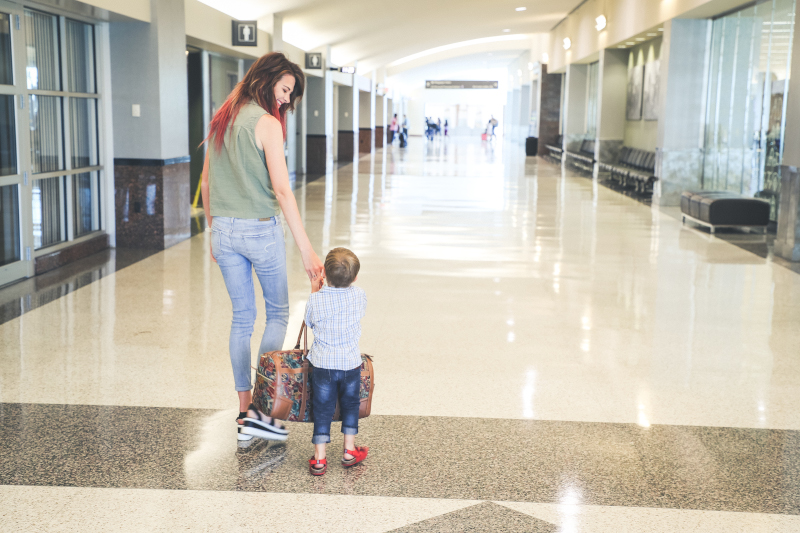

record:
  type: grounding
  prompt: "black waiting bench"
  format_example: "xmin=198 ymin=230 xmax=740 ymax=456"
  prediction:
xmin=544 ymin=135 xmax=563 ymax=161
xmin=680 ymin=191 xmax=770 ymax=234
xmin=565 ymin=139 xmax=595 ymax=170
xmin=598 ymin=147 xmax=656 ymax=192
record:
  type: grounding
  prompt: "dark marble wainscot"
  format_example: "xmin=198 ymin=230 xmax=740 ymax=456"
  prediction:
xmin=34 ymin=234 xmax=109 ymax=275
xmin=337 ymin=131 xmax=355 ymax=161
xmin=374 ymin=126 xmax=384 ymax=148
xmin=114 ymin=157 xmax=191 ymax=250
xmin=306 ymin=134 xmax=328 ymax=174
xmin=359 ymin=128 xmax=373 ymax=153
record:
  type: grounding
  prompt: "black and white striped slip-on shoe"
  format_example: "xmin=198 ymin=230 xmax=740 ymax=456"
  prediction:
xmin=239 ymin=404 xmax=289 ymax=441
xmin=236 ymin=412 xmax=254 ymax=442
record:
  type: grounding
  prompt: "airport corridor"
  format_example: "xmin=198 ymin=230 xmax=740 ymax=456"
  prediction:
xmin=2 ymin=137 xmax=800 ymax=532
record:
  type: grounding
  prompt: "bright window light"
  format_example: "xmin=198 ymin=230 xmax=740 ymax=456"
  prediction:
xmin=595 ymin=15 xmax=607 ymax=31
xmin=542 ymin=52 xmax=549 ymax=63
xmin=563 ymin=37 xmax=571 ymax=50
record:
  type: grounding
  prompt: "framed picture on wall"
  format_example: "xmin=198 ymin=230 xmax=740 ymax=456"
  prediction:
xmin=643 ymin=60 xmax=660 ymax=121
xmin=626 ymin=64 xmax=644 ymax=121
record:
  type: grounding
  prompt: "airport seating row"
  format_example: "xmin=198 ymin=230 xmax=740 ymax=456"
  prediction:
xmin=599 ymin=147 xmax=657 ymax=192
xmin=545 ymin=135 xmax=563 ymax=160
xmin=565 ymin=139 xmax=596 ymax=170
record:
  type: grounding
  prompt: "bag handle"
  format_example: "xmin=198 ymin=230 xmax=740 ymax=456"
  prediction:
xmin=294 ymin=321 xmax=308 ymax=355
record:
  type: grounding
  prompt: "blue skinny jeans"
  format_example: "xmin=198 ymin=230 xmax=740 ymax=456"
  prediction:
xmin=211 ymin=216 xmax=289 ymax=392
xmin=311 ymin=366 xmax=361 ymax=444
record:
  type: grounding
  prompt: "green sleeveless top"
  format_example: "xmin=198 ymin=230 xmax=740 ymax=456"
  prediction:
xmin=209 ymin=102 xmax=280 ymax=219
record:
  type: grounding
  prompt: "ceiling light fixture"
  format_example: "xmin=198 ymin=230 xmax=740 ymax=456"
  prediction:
xmin=647 ymin=33 xmax=657 ymax=36
xmin=635 ymin=37 xmax=645 ymax=41
xmin=563 ymin=37 xmax=571 ymax=50
xmin=626 ymin=42 xmax=634 ymax=45
xmin=503 ymin=29 xmax=511 ymax=32
xmin=658 ymin=27 xmax=664 ymax=31
xmin=595 ymin=15 xmax=607 ymax=31
xmin=617 ymin=45 xmax=626 ymax=48
xmin=516 ymin=6 xmax=526 ymax=11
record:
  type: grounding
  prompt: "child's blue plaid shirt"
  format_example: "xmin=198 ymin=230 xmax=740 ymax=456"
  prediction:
xmin=305 ymin=285 xmax=367 ymax=370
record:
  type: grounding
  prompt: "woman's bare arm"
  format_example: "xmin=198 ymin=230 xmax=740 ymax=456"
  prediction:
xmin=256 ymin=114 xmax=324 ymax=281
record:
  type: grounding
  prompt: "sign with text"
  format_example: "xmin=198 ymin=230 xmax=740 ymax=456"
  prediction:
xmin=232 ymin=21 xmax=257 ymax=47
xmin=426 ymin=80 xmax=498 ymax=89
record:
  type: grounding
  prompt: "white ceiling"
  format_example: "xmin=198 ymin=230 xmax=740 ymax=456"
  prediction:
xmin=199 ymin=0 xmax=581 ymax=72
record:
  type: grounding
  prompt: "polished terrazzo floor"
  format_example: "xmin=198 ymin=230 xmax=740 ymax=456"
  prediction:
xmin=2 ymin=137 xmax=800 ymax=531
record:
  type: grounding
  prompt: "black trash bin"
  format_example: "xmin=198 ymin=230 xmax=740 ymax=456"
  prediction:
xmin=525 ymin=137 xmax=538 ymax=156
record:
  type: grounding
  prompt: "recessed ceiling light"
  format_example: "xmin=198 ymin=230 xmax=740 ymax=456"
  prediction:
xmin=503 ymin=29 xmax=511 ymax=32
xmin=563 ymin=37 xmax=571 ymax=50
xmin=658 ymin=28 xmax=664 ymax=31
xmin=647 ymin=33 xmax=657 ymax=36
xmin=516 ymin=6 xmax=526 ymax=11
xmin=626 ymin=42 xmax=634 ymax=45
xmin=635 ymin=37 xmax=645 ymax=41
xmin=617 ymin=45 xmax=627 ymax=48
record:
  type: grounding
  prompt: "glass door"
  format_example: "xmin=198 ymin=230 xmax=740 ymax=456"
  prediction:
xmin=0 ymin=1 xmax=31 ymax=286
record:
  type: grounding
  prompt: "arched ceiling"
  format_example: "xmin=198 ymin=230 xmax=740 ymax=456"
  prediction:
xmin=198 ymin=0 xmax=581 ymax=72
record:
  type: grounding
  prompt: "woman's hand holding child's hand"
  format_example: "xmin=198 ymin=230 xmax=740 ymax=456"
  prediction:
xmin=311 ymin=276 xmax=324 ymax=293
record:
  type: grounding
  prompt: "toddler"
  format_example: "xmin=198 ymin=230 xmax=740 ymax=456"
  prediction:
xmin=305 ymin=247 xmax=368 ymax=476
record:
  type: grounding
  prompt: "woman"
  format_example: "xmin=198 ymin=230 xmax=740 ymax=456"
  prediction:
xmin=201 ymin=52 xmax=325 ymax=443
xmin=389 ymin=113 xmax=398 ymax=144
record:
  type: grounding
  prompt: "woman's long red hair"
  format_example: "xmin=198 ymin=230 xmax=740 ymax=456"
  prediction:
xmin=204 ymin=52 xmax=305 ymax=151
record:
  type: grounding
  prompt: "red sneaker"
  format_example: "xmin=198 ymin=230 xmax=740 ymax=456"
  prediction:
xmin=342 ymin=446 xmax=368 ymax=467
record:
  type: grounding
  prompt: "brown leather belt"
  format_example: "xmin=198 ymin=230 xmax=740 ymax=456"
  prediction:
xmin=258 ymin=217 xmax=273 ymax=221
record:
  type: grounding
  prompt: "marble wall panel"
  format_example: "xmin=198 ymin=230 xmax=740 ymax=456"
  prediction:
xmin=34 ymin=235 xmax=109 ymax=275
xmin=565 ymin=134 xmax=586 ymax=153
xmin=306 ymin=135 xmax=327 ymax=174
xmin=775 ymin=165 xmax=800 ymax=261
xmin=338 ymin=131 xmax=355 ymax=161
xmin=655 ymin=149 xmax=704 ymax=205
xmin=375 ymin=126 xmax=384 ymax=148
xmin=114 ymin=159 xmax=190 ymax=250
xmin=597 ymin=139 xmax=624 ymax=164
xmin=359 ymin=128 xmax=372 ymax=153
xmin=537 ymin=66 xmax=562 ymax=157
xmin=114 ymin=165 xmax=164 ymax=249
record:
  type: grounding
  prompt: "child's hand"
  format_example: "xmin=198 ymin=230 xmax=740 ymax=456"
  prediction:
xmin=311 ymin=276 xmax=324 ymax=293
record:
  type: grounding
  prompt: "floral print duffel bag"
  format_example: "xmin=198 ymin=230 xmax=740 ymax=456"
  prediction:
xmin=252 ymin=322 xmax=375 ymax=422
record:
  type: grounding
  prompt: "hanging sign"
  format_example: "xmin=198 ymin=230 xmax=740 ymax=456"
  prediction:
xmin=426 ymin=80 xmax=498 ymax=89
xmin=232 ymin=21 xmax=258 ymax=47
xmin=305 ymin=53 xmax=323 ymax=69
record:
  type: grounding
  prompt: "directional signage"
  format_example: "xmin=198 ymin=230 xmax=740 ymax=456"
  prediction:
xmin=426 ymin=80 xmax=499 ymax=89
xmin=232 ymin=21 xmax=257 ymax=47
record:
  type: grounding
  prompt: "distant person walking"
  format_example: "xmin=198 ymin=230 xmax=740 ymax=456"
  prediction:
xmin=389 ymin=113 xmax=398 ymax=144
xmin=489 ymin=115 xmax=498 ymax=139
xmin=444 ymin=119 xmax=448 ymax=136
xmin=201 ymin=52 xmax=325 ymax=443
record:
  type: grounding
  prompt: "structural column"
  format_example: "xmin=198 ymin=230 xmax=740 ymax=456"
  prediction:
xmin=775 ymin=15 xmax=800 ymax=261
xmin=595 ymin=49 xmax=627 ymax=165
xmin=535 ymin=64 xmax=562 ymax=157
xmin=562 ymin=63 xmax=588 ymax=154
xmin=375 ymin=93 xmax=385 ymax=148
xmin=654 ymin=19 xmax=711 ymax=205
xmin=358 ymin=78 xmax=373 ymax=153
xmin=110 ymin=0 xmax=190 ymax=249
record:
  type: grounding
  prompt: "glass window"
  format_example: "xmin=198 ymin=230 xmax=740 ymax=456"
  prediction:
xmin=0 ymin=95 xmax=16 ymax=176
xmin=0 ymin=184 xmax=20 ymax=266
xmin=702 ymin=0 xmax=795 ymax=222
xmin=32 ymin=176 xmax=65 ymax=249
xmin=70 ymin=98 xmax=98 ymax=168
xmin=0 ymin=13 xmax=12 ymax=85
xmin=65 ymin=19 xmax=95 ymax=93
xmin=29 ymin=95 xmax=63 ymax=174
xmin=72 ymin=171 xmax=98 ymax=236
xmin=25 ymin=9 xmax=60 ymax=91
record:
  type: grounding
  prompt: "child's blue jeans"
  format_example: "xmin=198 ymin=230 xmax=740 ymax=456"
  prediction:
xmin=311 ymin=366 xmax=361 ymax=444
